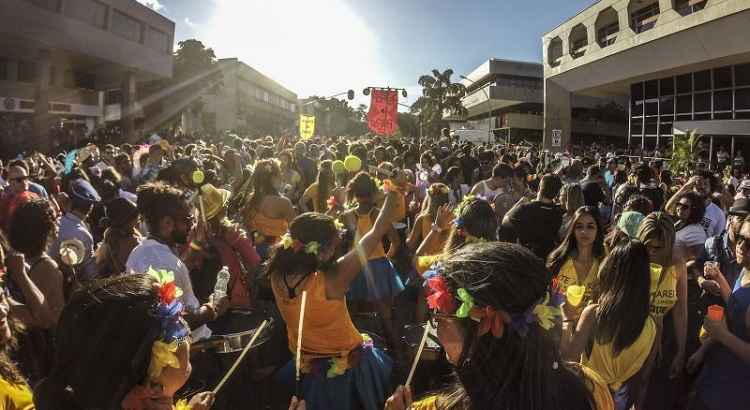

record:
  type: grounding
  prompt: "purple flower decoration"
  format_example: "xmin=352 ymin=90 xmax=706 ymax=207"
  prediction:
xmin=157 ymin=300 xmax=188 ymax=341
xmin=510 ymin=307 xmax=536 ymax=337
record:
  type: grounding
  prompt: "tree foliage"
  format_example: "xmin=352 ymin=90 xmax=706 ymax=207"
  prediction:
xmin=411 ymin=69 xmax=467 ymax=138
xmin=670 ymin=130 xmax=701 ymax=176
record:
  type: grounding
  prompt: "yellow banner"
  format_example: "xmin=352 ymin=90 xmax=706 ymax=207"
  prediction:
xmin=299 ymin=115 xmax=315 ymax=139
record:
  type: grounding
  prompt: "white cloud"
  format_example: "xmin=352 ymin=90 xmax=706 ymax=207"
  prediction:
xmin=184 ymin=17 xmax=197 ymax=28
xmin=136 ymin=0 xmax=165 ymax=11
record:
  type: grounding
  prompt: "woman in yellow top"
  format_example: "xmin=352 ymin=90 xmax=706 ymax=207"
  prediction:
xmin=636 ymin=212 xmax=688 ymax=410
xmin=547 ymin=206 xmax=607 ymax=313
xmin=385 ymin=242 xmax=613 ymax=410
xmin=340 ymin=172 xmax=403 ymax=348
xmin=407 ymin=183 xmax=450 ymax=257
xmin=267 ymin=190 xmax=401 ymax=410
xmin=243 ymin=159 xmax=296 ymax=260
xmin=561 ymin=239 xmax=657 ymax=410
xmin=0 ymin=274 xmax=33 ymax=409
xmin=299 ymin=160 xmax=335 ymax=213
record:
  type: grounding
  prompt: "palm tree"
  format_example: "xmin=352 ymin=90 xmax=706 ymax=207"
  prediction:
xmin=411 ymin=69 xmax=467 ymax=138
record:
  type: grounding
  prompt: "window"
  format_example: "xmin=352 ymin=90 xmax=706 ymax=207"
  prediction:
xmin=145 ymin=27 xmax=169 ymax=53
xmin=659 ymin=77 xmax=674 ymax=96
xmin=645 ymin=80 xmax=658 ymax=99
xmin=631 ymin=119 xmax=643 ymax=135
xmin=694 ymin=70 xmax=711 ymax=91
xmin=714 ymin=66 xmax=733 ymax=89
xmin=676 ymin=74 xmax=692 ymax=94
xmin=111 ymin=10 xmax=141 ymax=42
xmin=714 ymin=112 xmax=733 ymax=120
xmin=598 ymin=22 xmax=619 ymax=47
xmin=676 ymin=95 xmax=692 ymax=113
xmin=659 ymin=122 xmax=673 ymax=136
xmin=660 ymin=96 xmax=674 ymax=114
xmin=27 ymin=0 xmax=59 ymax=12
xmin=736 ymin=63 xmax=750 ymax=87
xmin=713 ymin=90 xmax=732 ymax=112
xmin=631 ymin=82 xmax=644 ymax=101
xmin=675 ymin=0 xmax=707 ymax=16
xmin=736 ymin=88 xmax=750 ymax=110
xmin=17 ymin=61 xmax=36 ymax=83
xmin=65 ymin=0 xmax=107 ymax=29
xmin=645 ymin=117 xmax=658 ymax=135
xmin=631 ymin=3 xmax=660 ymax=34
xmin=645 ymin=101 xmax=658 ymax=116
xmin=693 ymin=92 xmax=710 ymax=112
xmin=632 ymin=100 xmax=644 ymax=116
xmin=548 ymin=37 xmax=563 ymax=68
xmin=263 ymin=91 xmax=269 ymax=103
xmin=0 ymin=59 xmax=7 ymax=81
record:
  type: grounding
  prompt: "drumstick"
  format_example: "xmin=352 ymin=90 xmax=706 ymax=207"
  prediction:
xmin=212 ymin=319 xmax=268 ymax=395
xmin=405 ymin=324 xmax=431 ymax=387
xmin=295 ymin=291 xmax=308 ymax=396
xmin=198 ymin=195 xmax=207 ymax=225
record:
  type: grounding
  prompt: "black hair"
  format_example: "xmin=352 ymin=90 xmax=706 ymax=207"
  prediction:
xmin=136 ymin=182 xmax=187 ymax=233
xmin=539 ymin=174 xmax=563 ymax=200
xmin=676 ymin=191 xmax=706 ymax=226
xmin=547 ymin=206 xmax=606 ymax=275
xmin=9 ymin=199 xmax=57 ymax=258
xmin=492 ymin=163 xmax=513 ymax=179
xmin=266 ymin=213 xmax=337 ymax=278
xmin=347 ymin=172 xmax=377 ymax=200
xmin=624 ymin=195 xmax=654 ymax=216
xmin=444 ymin=197 xmax=497 ymax=254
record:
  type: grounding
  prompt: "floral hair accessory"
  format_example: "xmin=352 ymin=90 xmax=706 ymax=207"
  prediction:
xmin=333 ymin=219 xmax=345 ymax=231
xmin=281 ymin=233 xmax=321 ymax=256
xmin=146 ymin=267 xmax=189 ymax=382
xmin=455 ymin=288 xmax=474 ymax=318
xmin=424 ymin=267 xmax=456 ymax=313
xmin=327 ymin=195 xmax=339 ymax=209
xmin=453 ymin=195 xmax=477 ymax=218
xmin=470 ymin=306 xmax=511 ymax=338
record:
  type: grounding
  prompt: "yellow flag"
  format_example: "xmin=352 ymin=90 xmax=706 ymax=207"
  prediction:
xmin=299 ymin=115 xmax=315 ymax=139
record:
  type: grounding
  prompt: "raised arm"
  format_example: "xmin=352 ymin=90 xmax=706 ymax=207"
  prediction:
xmin=560 ymin=304 xmax=598 ymax=362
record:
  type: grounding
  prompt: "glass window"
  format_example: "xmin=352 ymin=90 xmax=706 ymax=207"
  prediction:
xmin=631 ymin=82 xmax=644 ymax=101
xmin=645 ymin=80 xmax=658 ymax=99
xmin=677 ymin=74 xmax=692 ymax=94
xmin=17 ymin=61 xmax=36 ymax=83
xmin=631 ymin=3 xmax=660 ymax=34
xmin=694 ymin=70 xmax=711 ymax=91
xmin=714 ymin=90 xmax=732 ymax=112
xmin=737 ymin=112 xmax=750 ymax=119
xmin=65 ymin=0 xmax=107 ymax=29
xmin=645 ymin=101 xmax=658 ymax=116
xmin=660 ymin=96 xmax=674 ymax=114
xmin=631 ymin=119 xmax=643 ymax=135
xmin=675 ymin=114 xmax=692 ymax=121
xmin=659 ymin=77 xmax=674 ymax=96
xmin=632 ymin=100 xmax=643 ymax=116
xmin=676 ymin=95 xmax=692 ymax=113
xmin=145 ymin=27 xmax=169 ymax=53
xmin=645 ymin=117 xmax=658 ymax=135
xmin=713 ymin=66 xmax=733 ymax=89
xmin=111 ymin=10 xmax=141 ymax=42
xmin=0 ymin=59 xmax=7 ymax=81
xmin=714 ymin=112 xmax=733 ymax=120
xmin=659 ymin=122 xmax=673 ymax=136
xmin=736 ymin=88 xmax=750 ymax=110
xmin=694 ymin=113 xmax=711 ymax=121
xmin=694 ymin=92 xmax=710 ymax=112
xmin=736 ymin=63 xmax=750 ymax=87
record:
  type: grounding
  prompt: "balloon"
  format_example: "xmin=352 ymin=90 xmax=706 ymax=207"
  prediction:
xmin=344 ymin=155 xmax=362 ymax=173
xmin=192 ymin=170 xmax=205 ymax=185
xmin=332 ymin=160 xmax=346 ymax=175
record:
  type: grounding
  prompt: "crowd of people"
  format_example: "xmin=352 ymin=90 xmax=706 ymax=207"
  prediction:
xmin=0 ymin=127 xmax=745 ymax=410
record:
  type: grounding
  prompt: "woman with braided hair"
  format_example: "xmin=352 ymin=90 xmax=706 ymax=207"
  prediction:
xmin=267 ymin=190 xmax=402 ymax=410
xmin=299 ymin=160 xmax=336 ymax=213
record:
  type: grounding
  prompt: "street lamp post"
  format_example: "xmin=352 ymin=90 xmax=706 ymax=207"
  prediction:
xmin=460 ymin=75 xmax=492 ymax=145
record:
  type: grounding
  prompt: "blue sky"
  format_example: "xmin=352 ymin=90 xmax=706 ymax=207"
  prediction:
xmin=139 ymin=0 xmax=594 ymax=106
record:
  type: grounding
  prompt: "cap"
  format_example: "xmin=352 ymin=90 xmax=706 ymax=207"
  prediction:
xmin=105 ymin=198 xmax=138 ymax=227
xmin=617 ymin=211 xmax=645 ymax=238
xmin=729 ymin=197 xmax=750 ymax=216
xmin=69 ymin=178 xmax=101 ymax=204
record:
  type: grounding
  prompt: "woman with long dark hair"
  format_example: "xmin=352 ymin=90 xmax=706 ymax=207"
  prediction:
xmin=407 ymin=183 xmax=451 ymax=257
xmin=669 ymin=191 xmax=707 ymax=257
xmin=267 ymin=190 xmax=401 ymax=410
xmin=386 ymin=242 xmax=612 ymax=410
xmin=561 ymin=240 xmax=657 ymax=410
xmin=243 ymin=159 xmax=296 ymax=260
xmin=300 ymin=160 xmax=335 ymax=213
xmin=547 ymin=206 xmax=606 ymax=311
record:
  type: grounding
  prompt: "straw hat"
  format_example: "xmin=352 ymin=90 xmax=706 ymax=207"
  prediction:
xmin=199 ymin=184 xmax=231 ymax=221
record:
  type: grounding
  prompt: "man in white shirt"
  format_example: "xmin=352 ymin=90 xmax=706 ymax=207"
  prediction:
xmin=666 ymin=172 xmax=725 ymax=237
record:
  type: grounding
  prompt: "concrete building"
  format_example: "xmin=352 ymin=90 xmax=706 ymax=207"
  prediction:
xmin=0 ymin=0 xmax=174 ymax=152
xmin=543 ymin=0 xmax=750 ymax=155
xmin=182 ymin=58 xmax=297 ymax=136
xmin=447 ymin=58 xmax=626 ymax=145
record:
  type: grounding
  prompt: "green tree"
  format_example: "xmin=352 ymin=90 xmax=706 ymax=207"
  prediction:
xmin=670 ymin=130 xmax=701 ymax=176
xmin=411 ymin=69 xmax=467 ymax=138
xmin=397 ymin=112 xmax=419 ymax=139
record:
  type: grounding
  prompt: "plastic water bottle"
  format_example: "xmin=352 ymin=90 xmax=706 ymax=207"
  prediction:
xmin=213 ymin=267 xmax=230 ymax=299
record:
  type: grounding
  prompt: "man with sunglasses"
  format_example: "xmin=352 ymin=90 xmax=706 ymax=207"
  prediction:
xmin=0 ymin=166 xmax=40 ymax=233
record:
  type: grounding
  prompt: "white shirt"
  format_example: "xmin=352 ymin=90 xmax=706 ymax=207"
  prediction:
xmin=701 ymin=202 xmax=727 ymax=238
xmin=126 ymin=239 xmax=211 ymax=340
xmin=676 ymin=223 xmax=708 ymax=252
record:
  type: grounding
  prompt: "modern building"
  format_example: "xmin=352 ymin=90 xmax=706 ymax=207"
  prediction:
xmin=181 ymin=58 xmax=297 ymax=136
xmin=543 ymin=0 xmax=750 ymax=155
xmin=0 ymin=0 xmax=174 ymax=153
xmin=447 ymin=58 xmax=626 ymax=145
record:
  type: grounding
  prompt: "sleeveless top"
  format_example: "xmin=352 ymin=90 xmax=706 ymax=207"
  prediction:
xmin=272 ymin=272 xmax=363 ymax=360
xmin=557 ymin=256 xmax=601 ymax=302
xmin=417 ymin=215 xmax=447 ymax=257
xmin=0 ymin=378 xmax=33 ymax=410
xmin=249 ymin=212 xmax=289 ymax=240
xmin=479 ymin=180 xmax=504 ymax=202
xmin=305 ymin=183 xmax=324 ymax=213
xmin=649 ymin=264 xmax=678 ymax=318
xmin=355 ymin=211 xmax=386 ymax=260
xmin=582 ymin=315 xmax=657 ymax=391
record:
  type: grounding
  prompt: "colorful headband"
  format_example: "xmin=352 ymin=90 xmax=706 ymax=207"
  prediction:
xmin=146 ymin=267 xmax=189 ymax=381
xmin=453 ymin=195 xmax=477 ymax=218
xmin=424 ymin=265 xmax=562 ymax=338
xmin=281 ymin=233 xmax=320 ymax=255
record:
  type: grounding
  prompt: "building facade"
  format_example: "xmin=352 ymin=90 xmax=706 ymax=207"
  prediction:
xmin=543 ymin=0 xmax=750 ymax=154
xmin=182 ymin=58 xmax=297 ymax=136
xmin=448 ymin=58 xmax=626 ymax=146
xmin=0 ymin=0 xmax=174 ymax=153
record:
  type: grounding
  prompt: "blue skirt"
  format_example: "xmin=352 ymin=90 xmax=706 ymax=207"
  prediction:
xmin=347 ymin=258 xmax=404 ymax=301
xmin=277 ymin=343 xmax=392 ymax=410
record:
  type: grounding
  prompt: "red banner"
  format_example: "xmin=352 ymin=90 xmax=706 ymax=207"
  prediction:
xmin=367 ymin=89 xmax=399 ymax=136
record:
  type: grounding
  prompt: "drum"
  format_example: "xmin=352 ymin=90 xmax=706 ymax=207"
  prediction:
xmin=402 ymin=323 xmax=441 ymax=362
xmin=349 ymin=311 xmax=387 ymax=350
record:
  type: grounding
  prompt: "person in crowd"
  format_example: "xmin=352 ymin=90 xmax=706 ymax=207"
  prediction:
xmin=386 ymin=242 xmax=612 ymax=410
xmin=667 ymin=173 xmax=726 ymax=238
xmin=559 ymin=183 xmax=585 ymax=238
xmin=243 ymin=159 xmax=296 ymax=260
xmin=95 ymin=197 xmax=141 ymax=277
xmin=670 ymin=191 xmax=708 ymax=257
xmin=279 ymin=149 xmax=303 ymax=204
xmin=0 ymin=165 xmax=39 ymax=232
xmin=445 ymin=166 xmax=470 ymax=206
xmin=637 ymin=212 xmax=689 ymax=410
xmin=114 ymin=152 xmax=135 ymax=192
xmin=407 ymin=183 xmax=450 ymax=257
xmin=581 ymin=166 xmax=608 ymax=211
xmin=604 ymin=158 xmax=617 ymax=189
xmin=547 ymin=206 xmax=606 ymax=311
xmin=469 ymin=163 xmax=512 ymax=203
xmin=633 ymin=163 xmax=665 ymax=211
xmin=501 ymin=174 xmax=564 ymax=259
xmin=341 ymin=172 xmax=403 ymax=348
xmin=138 ymin=143 xmax=166 ymax=184
xmin=7 ymin=160 xmax=49 ymax=199
xmin=300 ymin=160 xmax=335 ymax=213
xmin=48 ymin=179 xmax=100 ymax=281
xmin=267 ymin=190 xmax=401 ymax=410
xmin=126 ymin=182 xmax=228 ymax=341
xmin=560 ymin=239 xmax=656 ymax=410
xmin=294 ymin=142 xmax=317 ymax=188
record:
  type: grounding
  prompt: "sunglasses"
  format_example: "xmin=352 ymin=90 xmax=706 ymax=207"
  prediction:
xmin=676 ymin=202 xmax=691 ymax=210
xmin=10 ymin=176 xmax=28 ymax=183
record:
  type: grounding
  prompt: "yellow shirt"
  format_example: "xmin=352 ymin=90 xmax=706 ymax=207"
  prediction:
xmin=582 ymin=315 xmax=656 ymax=391
xmin=355 ymin=211 xmax=386 ymax=260
xmin=557 ymin=257 xmax=601 ymax=302
xmin=0 ymin=378 xmax=33 ymax=410
xmin=649 ymin=264 xmax=678 ymax=317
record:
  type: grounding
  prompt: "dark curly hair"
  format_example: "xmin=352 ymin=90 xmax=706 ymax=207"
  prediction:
xmin=444 ymin=197 xmax=498 ymax=254
xmin=346 ymin=171 xmax=377 ymax=200
xmin=676 ymin=191 xmax=706 ymax=226
xmin=266 ymin=213 xmax=338 ymax=279
xmin=9 ymin=199 xmax=57 ymax=258
xmin=135 ymin=182 xmax=187 ymax=233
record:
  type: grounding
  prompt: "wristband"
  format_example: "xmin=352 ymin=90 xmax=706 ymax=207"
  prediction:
xmin=190 ymin=242 xmax=203 ymax=251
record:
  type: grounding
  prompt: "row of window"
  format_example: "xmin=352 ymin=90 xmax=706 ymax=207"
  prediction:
xmin=26 ymin=0 xmax=170 ymax=54
xmin=238 ymin=81 xmax=296 ymax=112
xmin=0 ymin=59 xmax=96 ymax=89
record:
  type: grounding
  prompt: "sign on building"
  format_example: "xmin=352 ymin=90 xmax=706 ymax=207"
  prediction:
xmin=551 ymin=129 xmax=562 ymax=147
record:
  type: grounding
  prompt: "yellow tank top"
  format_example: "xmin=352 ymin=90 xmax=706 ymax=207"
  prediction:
xmin=249 ymin=212 xmax=289 ymax=239
xmin=649 ymin=263 xmax=678 ymax=317
xmin=306 ymin=183 xmax=325 ymax=213
xmin=272 ymin=272 xmax=363 ymax=357
xmin=0 ymin=378 xmax=33 ymax=410
xmin=355 ymin=211 xmax=386 ymax=259
xmin=582 ymin=315 xmax=656 ymax=391
xmin=557 ymin=257 xmax=601 ymax=301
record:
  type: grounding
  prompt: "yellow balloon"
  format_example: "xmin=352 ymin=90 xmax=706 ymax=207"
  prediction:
xmin=332 ymin=160 xmax=346 ymax=175
xmin=344 ymin=155 xmax=362 ymax=172
xmin=566 ymin=285 xmax=586 ymax=307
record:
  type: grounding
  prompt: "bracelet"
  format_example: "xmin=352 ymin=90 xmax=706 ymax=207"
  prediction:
xmin=190 ymin=242 xmax=203 ymax=251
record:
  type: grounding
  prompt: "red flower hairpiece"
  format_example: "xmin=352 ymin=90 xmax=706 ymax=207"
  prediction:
xmin=327 ymin=195 xmax=338 ymax=209
xmin=470 ymin=306 xmax=511 ymax=338
xmin=425 ymin=275 xmax=456 ymax=313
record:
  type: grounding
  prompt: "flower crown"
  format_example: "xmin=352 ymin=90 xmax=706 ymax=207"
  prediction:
xmin=424 ymin=264 xmax=562 ymax=338
xmin=281 ymin=233 xmax=321 ymax=255
xmin=146 ymin=267 xmax=189 ymax=382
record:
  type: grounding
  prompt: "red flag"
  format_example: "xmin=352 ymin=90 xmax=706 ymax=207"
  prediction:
xmin=367 ymin=89 xmax=399 ymax=136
